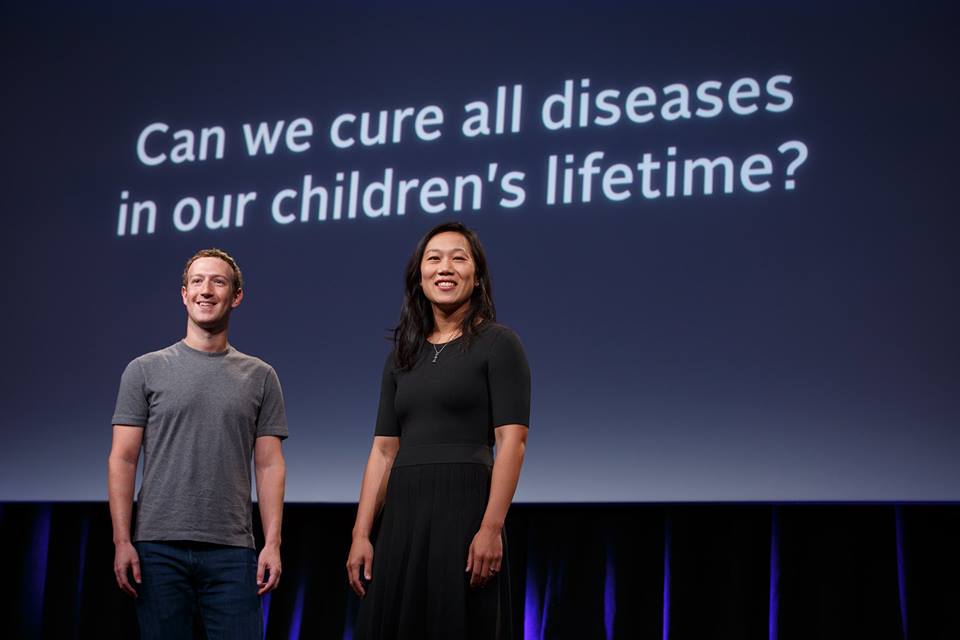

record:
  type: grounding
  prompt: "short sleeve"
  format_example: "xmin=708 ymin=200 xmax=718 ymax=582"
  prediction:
xmin=111 ymin=359 xmax=149 ymax=427
xmin=374 ymin=352 xmax=400 ymax=436
xmin=256 ymin=367 xmax=289 ymax=439
xmin=487 ymin=329 xmax=531 ymax=428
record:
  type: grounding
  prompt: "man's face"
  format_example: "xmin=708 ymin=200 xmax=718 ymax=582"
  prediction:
xmin=181 ymin=257 xmax=243 ymax=330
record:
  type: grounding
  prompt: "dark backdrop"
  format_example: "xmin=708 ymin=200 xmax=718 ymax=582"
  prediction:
xmin=2 ymin=0 xmax=958 ymax=503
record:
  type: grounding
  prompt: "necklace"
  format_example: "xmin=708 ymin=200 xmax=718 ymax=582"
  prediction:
xmin=431 ymin=331 xmax=461 ymax=363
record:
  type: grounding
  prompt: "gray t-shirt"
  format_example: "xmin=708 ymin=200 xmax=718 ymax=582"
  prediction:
xmin=112 ymin=340 xmax=288 ymax=548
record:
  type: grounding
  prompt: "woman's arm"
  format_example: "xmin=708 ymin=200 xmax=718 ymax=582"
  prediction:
xmin=346 ymin=435 xmax=400 ymax=597
xmin=466 ymin=424 xmax=527 ymax=588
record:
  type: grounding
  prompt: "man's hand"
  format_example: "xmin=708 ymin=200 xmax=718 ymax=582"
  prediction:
xmin=114 ymin=541 xmax=141 ymax=597
xmin=257 ymin=544 xmax=282 ymax=595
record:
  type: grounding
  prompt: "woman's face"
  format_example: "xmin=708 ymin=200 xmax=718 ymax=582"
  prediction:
xmin=420 ymin=231 xmax=477 ymax=313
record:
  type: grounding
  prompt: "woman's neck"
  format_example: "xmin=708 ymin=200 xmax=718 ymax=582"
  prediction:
xmin=430 ymin=302 xmax=470 ymax=340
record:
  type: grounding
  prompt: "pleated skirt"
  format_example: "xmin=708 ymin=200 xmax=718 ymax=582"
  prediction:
xmin=354 ymin=461 xmax=512 ymax=640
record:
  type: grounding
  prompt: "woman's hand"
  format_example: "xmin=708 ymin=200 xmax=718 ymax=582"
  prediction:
xmin=466 ymin=525 xmax=502 ymax=588
xmin=346 ymin=536 xmax=374 ymax=597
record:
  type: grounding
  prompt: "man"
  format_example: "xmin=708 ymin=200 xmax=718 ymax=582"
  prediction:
xmin=108 ymin=248 xmax=288 ymax=639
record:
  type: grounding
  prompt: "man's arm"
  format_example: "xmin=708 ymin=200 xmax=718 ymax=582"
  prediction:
xmin=254 ymin=435 xmax=286 ymax=595
xmin=108 ymin=425 xmax=143 ymax=598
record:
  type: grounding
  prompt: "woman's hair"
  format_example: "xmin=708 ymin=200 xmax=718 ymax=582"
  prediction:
xmin=393 ymin=221 xmax=496 ymax=369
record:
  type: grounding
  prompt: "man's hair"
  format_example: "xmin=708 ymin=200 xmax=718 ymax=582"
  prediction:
xmin=182 ymin=248 xmax=244 ymax=293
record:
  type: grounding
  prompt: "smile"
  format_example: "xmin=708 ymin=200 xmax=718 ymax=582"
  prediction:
xmin=435 ymin=281 xmax=457 ymax=290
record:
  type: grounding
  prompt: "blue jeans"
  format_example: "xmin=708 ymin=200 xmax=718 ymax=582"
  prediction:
xmin=135 ymin=541 xmax=262 ymax=640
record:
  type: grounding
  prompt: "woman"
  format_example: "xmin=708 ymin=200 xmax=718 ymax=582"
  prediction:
xmin=347 ymin=221 xmax=530 ymax=639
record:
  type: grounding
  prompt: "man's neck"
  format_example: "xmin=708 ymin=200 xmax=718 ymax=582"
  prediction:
xmin=184 ymin=322 xmax=230 ymax=352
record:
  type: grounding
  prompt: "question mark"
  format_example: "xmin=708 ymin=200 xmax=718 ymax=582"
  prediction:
xmin=778 ymin=140 xmax=808 ymax=190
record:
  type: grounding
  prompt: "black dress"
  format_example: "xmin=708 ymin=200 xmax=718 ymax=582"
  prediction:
xmin=355 ymin=323 xmax=531 ymax=640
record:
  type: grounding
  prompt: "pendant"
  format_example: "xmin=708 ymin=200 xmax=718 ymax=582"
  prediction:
xmin=432 ymin=353 xmax=439 ymax=363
